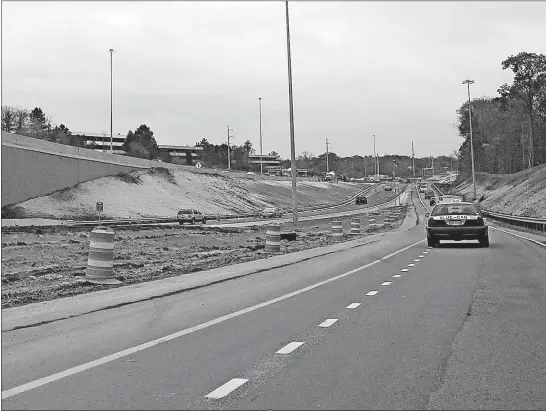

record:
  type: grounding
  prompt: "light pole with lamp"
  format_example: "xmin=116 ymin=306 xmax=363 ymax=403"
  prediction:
xmin=258 ymin=97 xmax=263 ymax=175
xmin=227 ymin=125 xmax=233 ymax=170
xmin=462 ymin=79 xmax=477 ymax=200
xmin=109 ymin=48 xmax=114 ymax=154
xmin=285 ymin=0 xmax=298 ymax=224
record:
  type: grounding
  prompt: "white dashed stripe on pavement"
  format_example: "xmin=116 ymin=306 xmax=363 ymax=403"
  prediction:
xmin=419 ymin=255 xmax=424 ymax=258
xmin=206 ymin=378 xmax=248 ymax=399
xmin=393 ymin=275 xmax=401 ymax=278
xmin=414 ymin=259 xmax=420 ymax=262
xmin=318 ymin=319 xmax=338 ymax=328
xmin=381 ymin=281 xmax=392 ymax=286
xmin=366 ymin=291 xmax=379 ymax=296
xmin=276 ymin=342 xmax=304 ymax=355
xmin=401 ymin=268 xmax=409 ymax=272
xmin=346 ymin=303 xmax=361 ymax=309
xmin=408 ymin=263 xmax=415 ymax=267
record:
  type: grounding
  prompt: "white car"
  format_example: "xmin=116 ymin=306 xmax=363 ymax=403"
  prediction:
xmin=261 ymin=207 xmax=283 ymax=218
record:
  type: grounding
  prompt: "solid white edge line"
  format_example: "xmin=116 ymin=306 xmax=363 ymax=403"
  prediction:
xmin=276 ymin=341 xmax=304 ymax=355
xmin=205 ymin=378 xmax=249 ymax=399
xmin=318 ymin=319 xmax=338 ymax=328
xmin=366 ymin=291 xmax=379 ymax=296
xmin=1 ymin=238 xmax=425 ymax=400
xmin=346 ymin=303 xmax=361 ymax=309
xmin=490 ymin=226 xmax=546 ymax=248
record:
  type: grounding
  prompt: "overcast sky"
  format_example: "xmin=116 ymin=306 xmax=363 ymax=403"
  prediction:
xmin=2 ymin=1 xmax=545 ymax=159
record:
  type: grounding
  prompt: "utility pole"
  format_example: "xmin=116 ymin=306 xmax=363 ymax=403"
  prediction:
xmin=258 ymin=97 xmax=263 ymax=175
xmin=227 ymin=125 xmax=233 ymax=170
xmin=325 ymin=138 xmax=331 ymax=173
xmin=431 ymin=156 xmax=435 ymax=176
xmin=462 ymin=79 xmax=477 ymax=200
xmin=109 ymin=48 xmax=114 ymax=154
xmin=373 ymin=134 xmax=377 ymax=179
xmin=412 ymin=140 xmax=415 ymax=177
xmin=285 ymin=0 xmax=298 ymax=224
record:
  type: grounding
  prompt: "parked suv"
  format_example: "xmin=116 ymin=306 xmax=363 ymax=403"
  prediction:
xmin=177 ymin=209 xmax=206 ymax=225
xmin=355 ymin=195 xmax=368 ymax=205
xmin=261 ymin=207 xmax=283 ymax=218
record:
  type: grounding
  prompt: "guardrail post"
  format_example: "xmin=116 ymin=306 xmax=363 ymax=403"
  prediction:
xmin=350 ymin=216 xmax=361 ymax=235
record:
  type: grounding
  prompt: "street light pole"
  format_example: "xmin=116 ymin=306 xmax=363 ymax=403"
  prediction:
xmin=325 ymin=138 xmax=330 ymax=173
xmin=462 ymin=79 xmax=477 ymax=200
xmin=412 ymin=140 xmax=415 ymax=177
xmin=227 ymin=125 xmax=233 ymax=170
xmin=285 ymin=0 xmax=298 ymax=224
xmin=109 ymin=48 xmax=114 ymax=154
xmin=258 ymin=97 xmax=263 ymax=175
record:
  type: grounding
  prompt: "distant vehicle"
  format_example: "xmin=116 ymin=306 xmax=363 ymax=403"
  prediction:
xmin=246 ymin=171 xmax=255 ymax=175
xmin=355 ymin=195 xmax=368 ymax=205
xmin=438 ymin=195 xmax=464 ymax=204
xmin=430 ymin=196 xmax=438 ymax=206
xmin=424 ymin=189 xmax=434 ymax=199
xmin=178 ymin=209 xmax=206 ymax=225
xmin=323 ymin=175 xmax=333 ymax=182
xmin=384 ymin=185 xmax=393 ymax=191
xmin=261 ymin=207 xmax=283 ymax=218
xmin=419 ymin=185 xmax=427 ymax=193
xmin=425 ymin=202 xmax=489 ymax=247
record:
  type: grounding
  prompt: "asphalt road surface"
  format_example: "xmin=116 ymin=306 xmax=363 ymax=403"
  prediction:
xmin=2 ymin=190 xmax=545 ymax=410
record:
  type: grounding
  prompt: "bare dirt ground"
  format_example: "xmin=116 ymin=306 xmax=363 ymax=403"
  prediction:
xmin=1 ymin=207 xmax=407 ymax=309
xmin=452 ymin=164 xmax=546 ymax=217
xmin=2 ymin=167 xmax=367 ymax=220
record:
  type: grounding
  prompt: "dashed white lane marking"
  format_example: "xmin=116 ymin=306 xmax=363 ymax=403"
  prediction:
xmin=408 ymin=263 xmax=415 ymax=267
xmin=318 ymin=319 xmax=338 ymax=328
xmin=381 ymin=281 xmax=392 ymax=286
xmin=393 ymin=275 xmax=401 ymax=278
xmin=414 ymin=259 xmax=420 ymax=262
xmin=2 ymin=238 xmax=426 ymax=400
xmin=419 ymin=255 xmax=425 ymax=258
xmin=206 ymin=378 xmax=248 ymax=399
xmin=276 ymin=341 xmax=304 ymax=355
xmin=401 ymin=268 xmax=409 ymax=272
xmin=366 ymin=291 xmax=379 ymax=296
xmin=346 ymin=303 xmax=361 ymax=309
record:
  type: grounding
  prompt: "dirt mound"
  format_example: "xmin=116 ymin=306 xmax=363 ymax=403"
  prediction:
xmin=5 ymin=168 xmax=366 ymax=220
xmin=452 ymin=164 xmax=546 ymax=217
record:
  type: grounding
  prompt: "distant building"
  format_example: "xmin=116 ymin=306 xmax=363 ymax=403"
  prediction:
xmin=75 ymin=132 xmax=126 ymax=154
xmin=248 ymin=154 xmax=281 ymax=172
xmin=157 ymin=145 xmax=203 ymax=162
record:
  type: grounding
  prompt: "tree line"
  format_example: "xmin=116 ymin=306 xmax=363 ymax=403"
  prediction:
xmin=456 ymin=52 xmax=546 ymax=175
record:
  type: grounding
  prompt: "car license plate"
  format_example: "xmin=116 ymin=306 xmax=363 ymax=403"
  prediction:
xmin=448 ymin=220 xmax=464 ymax=226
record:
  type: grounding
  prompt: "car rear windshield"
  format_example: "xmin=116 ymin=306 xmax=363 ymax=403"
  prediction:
xmin=179 ymin=209 xmax=192 ymax=214
xmin=432 ymin=204 xmax=478 ymax=215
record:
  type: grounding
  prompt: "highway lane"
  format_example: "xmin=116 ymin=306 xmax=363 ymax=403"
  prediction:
xmin=3 ymin=188 xmax=544 ymax=409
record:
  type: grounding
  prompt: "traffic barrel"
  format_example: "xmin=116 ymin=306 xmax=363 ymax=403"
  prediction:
xmin=332 ymin=219 xmax=343 ymax=242
xmin=368 ymin=215 xmax=377 ymax=229
xmin=85 ymin=226 xmax=120 ymax=285
xmin=265 ymin=224 xmax=281 ymax=252
xmin=350 ymin=216 xmax=361 ymax=235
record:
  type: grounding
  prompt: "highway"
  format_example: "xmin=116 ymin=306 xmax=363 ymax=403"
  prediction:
xmin=2 ymin=188 xmax=545 ymax=410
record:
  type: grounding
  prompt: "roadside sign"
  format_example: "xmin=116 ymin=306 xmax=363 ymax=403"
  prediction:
xmin=195 ymin=162 xmax=203 ymax=169
xmin=96 ymin=202 xmax=103 ymax=213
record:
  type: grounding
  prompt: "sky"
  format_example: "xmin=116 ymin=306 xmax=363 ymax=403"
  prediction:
xmin=2 ymin=1 xmax=546 ymax=159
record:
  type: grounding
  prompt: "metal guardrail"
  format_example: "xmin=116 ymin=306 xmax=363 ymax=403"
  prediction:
xmin=430 ymin=183 xmax=546 ymax=233
xmin=6 ymin=184 xmax=382 ymax=229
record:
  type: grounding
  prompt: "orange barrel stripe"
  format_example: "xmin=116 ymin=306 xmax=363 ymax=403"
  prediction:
xmin=332 ymin=219 xmax=343 ymax=242
xmin=265 ymin=224 xmax=281 ymax=252
xmin=85 ymin=226 xmax=121 ymax=285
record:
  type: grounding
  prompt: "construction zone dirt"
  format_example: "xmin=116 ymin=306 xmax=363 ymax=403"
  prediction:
xmin=1 ymin=208 xmax=407 ymax=309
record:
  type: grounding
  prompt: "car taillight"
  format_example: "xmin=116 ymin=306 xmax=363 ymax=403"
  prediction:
xmin=476 ymin=217 xmax=485 ymax=226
